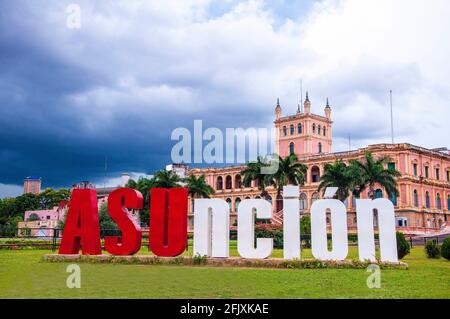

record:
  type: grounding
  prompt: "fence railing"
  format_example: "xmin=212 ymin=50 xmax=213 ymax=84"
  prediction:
xmin=1 ymin=228 xmax=448 ymax=251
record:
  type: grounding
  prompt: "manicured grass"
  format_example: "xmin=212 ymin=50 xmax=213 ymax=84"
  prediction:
xmin=0 ymin=245 xmax=449 ymax=298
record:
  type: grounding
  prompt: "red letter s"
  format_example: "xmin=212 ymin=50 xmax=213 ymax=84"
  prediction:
xmin=105 ymin=188 xmax=143 ymax=255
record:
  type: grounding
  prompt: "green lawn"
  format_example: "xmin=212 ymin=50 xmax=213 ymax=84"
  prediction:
xmin=0 ymin=244 xmax=449 ymax=298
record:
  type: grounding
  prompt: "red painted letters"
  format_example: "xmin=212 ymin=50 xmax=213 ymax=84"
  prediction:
xmin=104 ymin=188 xmax=143 ymax=255
xmin=149 ymin=188 xmax=188 ymax=257
xmin=59 ymin=187 xmax=188 ymax=256
xmin=59 ymin=189 xmax=102 ymax=255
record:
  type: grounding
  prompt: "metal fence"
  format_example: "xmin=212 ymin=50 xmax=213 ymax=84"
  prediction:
xmin=1 ymin=227 xmax=448 ymax=251
xmin=0 ymin=227 xmax=61 ymax=251
xmin=408 ymin=235 xmax=449 ymax=248
xmin=0 ymin=228 xmax=154 ymax=252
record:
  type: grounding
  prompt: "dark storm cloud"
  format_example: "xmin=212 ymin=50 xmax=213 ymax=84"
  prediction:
xmin=1 ymin=0 xmax=448 ymax=196
xmin=0 ymin=0 xmax=276 ymax=189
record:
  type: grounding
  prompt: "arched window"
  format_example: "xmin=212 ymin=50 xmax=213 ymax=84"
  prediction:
xmin=226 ymin=198 xmax=232 ymax=210
xmin=447 ymin=194 xmax=450 ymax=211
xmin=425 ymin=191 xmax=430 ymax=208
xmin=375 ymin=189 xmax=383 ymax=199
xmin=312 ymin=123 xmax=316 ymax=133
xmin=283 ymin=126 xmax=287 ymax=136
xmin=300 ymin=193 xmax=307 ymax=210
xmin=235 ymin=174 xmax=242 ymax=188
xmin=290 ymin=124 xmax=295 ymax=135
xmin=216 ymin=176 xmax=223 ymax=190
xmin=413 ymin=190 xmax=419 ymax=207
xmin=235 ymin=198 xmax=241 ymax=211
xmin=436 ymin=193 xmax=441 ymax=210
xmin=289 ymin=142 xmax=295 ymax=155
xmin=318 ymin=125 xmax=321 ymax=135
xmin=318 ymin=143 xmax=322 ymax=154
xmin=297 ymin=123 xmax=302 ymax=134
xmin=311 ymin=166 xmax=320 ymax=183
xmin=323 ymin=127 xmax=326 ymax=136
xmin=412 ymin=163 xmax=418 ymax=176
xmin=225 ymin=175 xmax=232 ymax=189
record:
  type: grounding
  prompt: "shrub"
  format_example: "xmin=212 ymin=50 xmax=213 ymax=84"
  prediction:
xmin=255 ymin=223 xmax=283 ymax=249
xmin=441 ymin=237 xmax=450 ymax=261
xmin=192 ymin=253 xmax=207 ymax=265
xmin=425 ymin=240 xmax=440 ymax=258
xmin=396 ymin=232 xmax=410 ymax=259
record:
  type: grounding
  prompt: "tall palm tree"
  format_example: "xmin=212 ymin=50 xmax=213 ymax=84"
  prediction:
xmin=349 ymin=152 xmax=401 ymax=199
xmin=184 ymin=174 xmax=215 ymax=212
xmin=267 ymin=154 xmax=308 ymax=195
xmin=318 ymin=160 xmax=355 ymax=201
xmin=153 ymin=170 xmax=182 ymax=188
xmin=241 ymin=156 xmax=271 ymax=197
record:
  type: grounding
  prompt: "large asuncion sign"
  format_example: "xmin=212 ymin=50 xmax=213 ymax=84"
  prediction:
xmin=59 ymin=186 xmax=398 ymax=263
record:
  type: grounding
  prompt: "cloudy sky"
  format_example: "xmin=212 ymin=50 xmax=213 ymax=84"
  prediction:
xmin=1 ymin=0 xmax=449 ymax=197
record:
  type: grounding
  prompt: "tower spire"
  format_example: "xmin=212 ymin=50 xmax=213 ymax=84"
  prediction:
xmin=326 ymin=98 xmax=330 ymax=107
xmin=303 ymin=91 xmax=311 ymax=114
xmin=275 ymin=97 xmax=282 ymax=120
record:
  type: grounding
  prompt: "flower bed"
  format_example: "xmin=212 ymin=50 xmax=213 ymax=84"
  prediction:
xmin=43 ymin=254 xmax=408 ymax=270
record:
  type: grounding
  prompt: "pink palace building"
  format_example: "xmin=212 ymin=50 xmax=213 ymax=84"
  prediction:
xmin=189 ymin=94 xmax=450 ymax=235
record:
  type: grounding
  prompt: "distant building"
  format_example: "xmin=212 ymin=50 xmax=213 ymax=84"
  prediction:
xmin=189 ymin=95 xmax=450 ymax=235
xmin=72 ymin=179 xmax=141 ymax=226
xmin=166 ymin=163 xmax=189 ymax=179
xmin=23 ymin=176 xmax=41 ymax=195
xmin=17 ymin=203 xmax=67 ymax=238
xmin=72 ymin=181 xmax=95 ymax=189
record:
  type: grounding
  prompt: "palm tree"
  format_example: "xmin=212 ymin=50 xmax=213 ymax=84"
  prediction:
xmin=153 ymin=170 xmax=182 ymax=188
xmin=184 ymin=174 xmax=215 ymax=212
xmin=267 ymin=154 xmax=308 ymax=195
xmin=349 ymin=152 xmax=401 ymax=199
xmin=126 ymin=177 xmax=156 ymax=203
xmin=241 ymin=156 xmax=271 ymax=197
xmin=126 ymin=177 xmax=156 ymax=226
xmin=318 ymin=160 xmax=355 ymax=201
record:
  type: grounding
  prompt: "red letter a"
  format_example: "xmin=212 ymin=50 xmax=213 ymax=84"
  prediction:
xmin=59 ymin=189 xmax=101 ymax=255
xmin=149 ymin=188 xmax=188 ymax=257
xmin=105 ymin=188 xmax=143 ymax=255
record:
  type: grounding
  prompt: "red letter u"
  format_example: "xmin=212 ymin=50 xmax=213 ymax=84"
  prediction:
xmin=149 ymin=188 xmax=188 ymax=257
